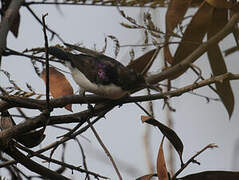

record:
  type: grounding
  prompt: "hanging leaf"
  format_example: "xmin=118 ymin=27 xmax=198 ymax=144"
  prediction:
xmin=230 ymin=9 xmax=239 ymax=48
xmin=41 ymin=67 xmax=73 ymax=111
xmin=136 ymin=174 xmax=157 ymax=180
xmin=127 ymin=48 xmax=159 ymax=75
xmin=157 ymin=137 xmax=169 ymax=180
xmin=141 ymin=116 xmax=184 ymax=164
xmin=0 ymin=0 xmax=20 ymax=38
xmin=170 ymin=1 xmax=214 ymax=78
xmin=164 ymin=0 xmax=191 ymax=64
xmin=165 ymin=0 xmax=191 ymax=35
xmin=207 ymin=9 xmax=234 ymax=118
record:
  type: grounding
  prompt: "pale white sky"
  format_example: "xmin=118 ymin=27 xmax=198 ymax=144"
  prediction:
xmin=1 ymin=4 xmax=239 ymax=180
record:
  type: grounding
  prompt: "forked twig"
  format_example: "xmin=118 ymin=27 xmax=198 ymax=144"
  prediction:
xmin=172 ymin=143 xmax=218 ymax=179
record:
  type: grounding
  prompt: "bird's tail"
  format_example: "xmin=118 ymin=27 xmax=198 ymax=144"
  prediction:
xmin=48 ymin=47 xmax=72 ymax=62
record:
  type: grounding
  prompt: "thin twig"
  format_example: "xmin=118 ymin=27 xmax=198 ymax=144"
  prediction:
xmin=42 ymin=14 xmax=50 ymax=111
xmin=87 ymin=119 xmax=123 ymax=180
xmin=75 ymin=139 xmax=91 ymax=180
xmin=172 ymin=143 xmax=218 ymax=179
xmin=25 ymin=5 xmax=65 ymax=43
xmin=190 ymin=66 xmax=218 ymax=95
xmin=15 ymin=143 xmax=108 ymax=179
xmin=0 ymin=109 xmax=112 ymax=167
xmin=25 ymin=1 xmax=167 ymax=8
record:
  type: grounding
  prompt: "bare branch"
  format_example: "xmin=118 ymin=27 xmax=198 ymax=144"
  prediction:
xmin=172 ymin=144 xmax=218 ymax=179
xmin=3 ymin=141 xmax=70 ymax=180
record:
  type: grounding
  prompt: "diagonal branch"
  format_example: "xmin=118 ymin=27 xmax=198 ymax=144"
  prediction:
xmin=146 ymin=12 xmax=239 ymax=84
xmin=4 ymin=141 xmax=70 ymax=180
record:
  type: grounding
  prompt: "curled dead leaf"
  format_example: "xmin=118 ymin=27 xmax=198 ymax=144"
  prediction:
xmin=41 ymin=67 xmax=73 ymax=111
xmin=127 ymin=48 xmax=159 ymax=75
xmin=141 ymin=116 xmax=184 ymax=164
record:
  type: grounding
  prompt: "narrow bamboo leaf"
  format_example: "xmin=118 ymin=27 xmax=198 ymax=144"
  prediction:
xmin=157 ymin=137 xmax=169 ymax=180
xmin=10 ymin=12 xmax=20 ymax=38
xmin=1 ymin=0 xmax=20 ymax=38
xmin=230 ymin=9 xmax=239 ymax=48
xmin=207 ymin=9 xmax=234 ymax=118
xmin=171 ymin=1 xmax=214 ymax=79
xmin=141 ymin=116 xmax=184 ymax=164
xmin=164 ymin=0 xmax=191 ymax=64
xmin=127 ymin=48 xmax=159 ymax=75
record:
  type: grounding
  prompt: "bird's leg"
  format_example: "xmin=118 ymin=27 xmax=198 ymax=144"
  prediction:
xmin=79 ymin=88 xmax=85 ymax=96
xmin=80 ymin=89 xmax=95 ymax=116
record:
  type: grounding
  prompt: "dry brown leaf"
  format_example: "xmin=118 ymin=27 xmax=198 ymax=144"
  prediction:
xmin=1 ymin=0 xmax=20 ymax=38
xmin=10 ymin=12 xmax=20 ymax=38
xmin=141 ymin=116 xmax=184 ymax=164
xmin=136 ymin=174 xmax=156 ymax=180
xmin=164 ymin=0 xmax=191 ymax=64
xmin=170 ymin=1 xmax=214 ymax=79
xmin=41 ymin=67 xmax=73 ymax=111
xmin=157 ymin=137 xmax=169 ymax=180
xmin=230 ymin=9 xmax=239 ymax=48
xmin=0 ymin=111 xmax=15 ymax=130
xmin=205 ymin=0 xmax=233 ymax=8
xmin=127 ymin=48 xmax=158 ymax=75
xmin=141 ymin=115 xmax=152 ymax=123
xmin=207 ymin=9 xmax=234 ymax=118
xmin=166 ymin=0 xmax=191 ymax=35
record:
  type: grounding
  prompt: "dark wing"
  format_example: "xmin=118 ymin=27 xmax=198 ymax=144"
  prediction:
xmin=48 ymin=46 xmax=144 ymax=89
xmin=69 ymin=53 xmax=126 ymax=86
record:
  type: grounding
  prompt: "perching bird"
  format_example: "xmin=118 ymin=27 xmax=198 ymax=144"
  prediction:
xmin=48 ymin=44 xmax=145 ymax=99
